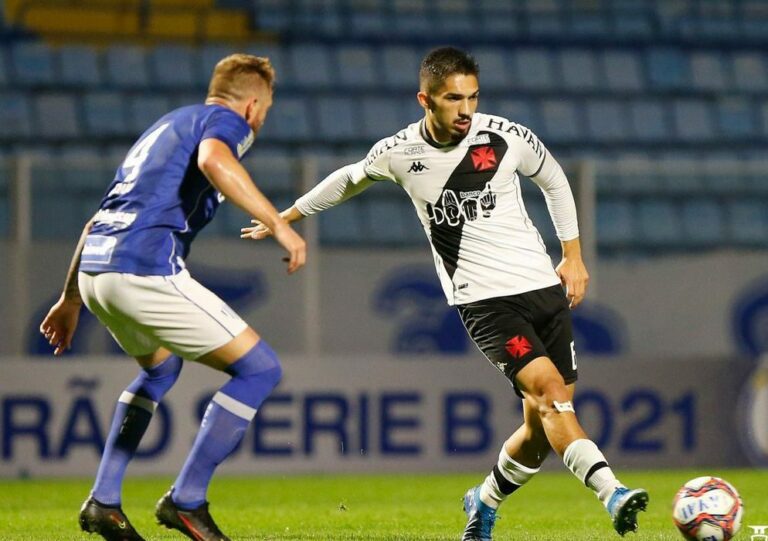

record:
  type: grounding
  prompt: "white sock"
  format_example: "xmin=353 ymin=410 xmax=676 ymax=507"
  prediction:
xmin=563 ymin=439 xmax=624 ymax=507
xmin=479 ymin=446 xmax=540 ymax=509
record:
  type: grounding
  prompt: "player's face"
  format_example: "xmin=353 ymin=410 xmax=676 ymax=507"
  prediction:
xmin=419 ymin=73 xmax=479 ymax=144
xmin=245 ymin=89 xmax=273 ymax=134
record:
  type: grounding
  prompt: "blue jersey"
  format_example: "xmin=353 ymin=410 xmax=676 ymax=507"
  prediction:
xmin=79 ymin=104 xmax=254 ymax=276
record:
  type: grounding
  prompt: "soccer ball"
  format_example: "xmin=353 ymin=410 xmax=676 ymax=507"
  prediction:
xmin=672 ymin=476 xmax=743 ymax=541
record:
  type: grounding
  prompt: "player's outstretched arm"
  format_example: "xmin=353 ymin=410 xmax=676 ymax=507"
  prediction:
xmin=40 ymin=219 xmax=92 ymax=355
xmin=198 ymin=138 xmax=306 ymax=273
xmin=241 ymin=161 xmax=374 ymax=241
xmin=555 ymin=237 xmax=590 ymax=309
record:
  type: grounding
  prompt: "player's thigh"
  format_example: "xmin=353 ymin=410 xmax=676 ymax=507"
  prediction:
xmin=535 ymin=286 xmax=578 ymax=387
xmin=458 ymin=296 xmax=549 ymax=398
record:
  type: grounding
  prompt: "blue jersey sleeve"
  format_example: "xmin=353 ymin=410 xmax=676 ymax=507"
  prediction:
xmin=201 ymin=107 xmax=253 ymax=159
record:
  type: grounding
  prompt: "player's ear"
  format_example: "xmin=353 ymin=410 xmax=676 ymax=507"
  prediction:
xmin=417 ymin=91 xmax=432 ymax=111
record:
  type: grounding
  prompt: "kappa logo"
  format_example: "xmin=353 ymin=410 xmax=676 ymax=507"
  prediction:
xmin=408 ymin=161 xmax=429 ymax=173
xmin=505 ymin=335 xmax=533 ymax=359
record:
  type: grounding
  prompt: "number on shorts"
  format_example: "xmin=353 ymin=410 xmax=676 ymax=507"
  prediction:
xmin=570 ymin=340 xmax=577 ymax=370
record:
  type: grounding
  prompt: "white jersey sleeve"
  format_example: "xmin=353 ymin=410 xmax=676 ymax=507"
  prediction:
xmin=294 ymin=160 xmax=374 ymax=217
xmin=362 ymin=135 xmax=399 ymax=182
xmin=509 ymin=125 xmax=579 ymax=241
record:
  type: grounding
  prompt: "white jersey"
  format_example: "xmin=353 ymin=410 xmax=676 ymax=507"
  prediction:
xmin=296 ymin=112 xmax=579 ymax=305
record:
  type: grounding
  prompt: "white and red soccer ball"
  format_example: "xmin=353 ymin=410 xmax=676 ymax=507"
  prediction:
xmin=672 ymin=476 xmax=743 ymax=541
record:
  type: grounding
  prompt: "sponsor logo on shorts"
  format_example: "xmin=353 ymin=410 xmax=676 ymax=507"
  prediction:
xmin=505 ymin=335 xmax=532 ymax=359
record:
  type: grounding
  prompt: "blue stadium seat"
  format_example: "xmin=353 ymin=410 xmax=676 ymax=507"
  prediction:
xmin=0 ymin=49 xmax=9 ymax=87
xmin=540 ymin=100 xmax=580 ymax=142
xmin=288 ymin=44 xmax=334 ymax=87
xmin=673 ymin=100 xmax=715 ymax=141
xmin=336 ymin=45 xmax=376 ymax=88
xmin=366 ymin=198 xmax=412 ymax=243
xmin=361 ymin=97 xmax=407 ymax=141
xmin=59 ymin=45 xmax=102 ymax=87
xmin=689 ymin=52 xmax=727 ymax=92
xmin=514 ymin=49 xmax=557 ymax=90
xmin=83 ymin=92 xmax=128 ymax=136
xmin=316 ymin=96 xmax=357 ymax=141
xmin=526 ymin=1 xmax=564 ymax=38
xmin=34 ymin=93 xmax=80 ymax=139
xmin=127 ymin=94 xmax=172 ymax=134
xmin=198 ymin=44 xmax=238 ymax=87
xmin=731 ymin=52 xmax=768 ymax=93
xmin=477 ymin=1 xmax=519 ymax=37
xmin=681 ymin=199 xmax=725 ymax=246
xmin=392 ymin=1 xmax=431 ymax=36
xmin=104 ymin=46 xmax=149 ymax=88
xmin=494 ymin=99 xmax=538 ymax=130
xmin=585 ymin=100 xmax=627 ymax=142
xmin=635 ymin=200 xmax=683 ymax=247
xmin=470 ymin=47 xmax=511 ymax=91
xmin=149 ymin=45 xmax=197 ymax=88
xmin=349 ymin=4 xmax=389 ymax=37
xmin=319 ymin=199 xmax=365 ymax=244
xmin=11 ymin=42 xmax=55 ymax=86
xmin=381 ymin=45 xmax=421 ymax=90
xmin=629 ymin=100 xmax=669 ymax=142
xmin=597 ymin=199 xmax=635 ymax=248
xmin=259 ymin=97 xmax=311 ymax=140
xmin=559 ymin=49 xmax=600 ymax=90
xmin=647 ymin=48 xmax=690 ymax=90
xmin=0 ymin=93 xmax=32 ymax=137
xmin=726 ymin=200 xmax=768 ymax=246
xmin=241 ymin=148 xmax=295 ymax=192
xmin=245 ymin=43 xmax=288 ymax=85
xmin=655 ymin=156 xmax=706 ymax=194
xmin=434 ymin=0 xmax=474 ymax=36
xmin=717 ymin=97 xmax=757 ymax=138
xmin=602 ymin=50 xmax=644 ymax=91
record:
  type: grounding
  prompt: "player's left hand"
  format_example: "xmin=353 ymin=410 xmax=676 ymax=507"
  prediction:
xmin=39 ymin=296 xmax=82 ymax=356
xmin=556 ymin=257 xmax=589 ymax=309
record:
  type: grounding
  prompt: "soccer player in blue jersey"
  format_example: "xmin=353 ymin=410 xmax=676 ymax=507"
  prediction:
xmin=39 ymin=54 xmax=305 ymax=541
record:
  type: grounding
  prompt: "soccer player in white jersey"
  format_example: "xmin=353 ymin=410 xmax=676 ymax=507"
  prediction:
xmin=242 ymin=47 xmax=648 ymax=540
xmin=40 ymin=54 xmax=305 ymax=541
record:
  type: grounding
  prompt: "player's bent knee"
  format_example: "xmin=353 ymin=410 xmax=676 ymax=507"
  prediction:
xmin=221 ymin=340 xmax=282 ymax=411
xmin=527 ymin=379 xmax=573 ymax=417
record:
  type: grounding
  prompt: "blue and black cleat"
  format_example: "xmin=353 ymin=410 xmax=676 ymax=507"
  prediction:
xmin=461 ymin=485 xmax=497 ymax=541
xmin=607 ymin=487 xmax=649 ymax=536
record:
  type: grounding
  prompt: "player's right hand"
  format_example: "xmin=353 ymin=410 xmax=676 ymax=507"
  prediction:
xmin=39 ymin=296 xmax=82 ymax=356
xmin=271 ymin=222 xmax=306 ymax=274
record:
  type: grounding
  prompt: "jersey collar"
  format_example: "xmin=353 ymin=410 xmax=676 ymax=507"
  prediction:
xmin=419 ymin=118 xmax=473 ymax=149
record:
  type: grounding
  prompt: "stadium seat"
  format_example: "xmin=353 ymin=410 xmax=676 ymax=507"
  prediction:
xmin=681 ymin=199 xmax=725 ymax=246
xmin=83 ymin=92 xmax=128 ymax=136
xmin=149 ymin=45 xmax=197 ymax=89
xmin=335 ymin=45 xmax=376 ymax=88
xmin=585 ymin=99 xmax=628 ymax=142
xmin=514 ymin=49 xmax=558 ymax=90
xmin=319 ymin=199 xmax=365 ymax=244
xmin=470 ymin=47 xmax=511 ymax=91
xmin=392 ymin=0 xmax=431 ymax=36
xmin=58 ymin=45 xmax=102 ymax=87
xmin=241 ymin=148 xmax=296 ymax=192
xmin=689 ymin=52 xmax=727 ymax=92
xmin=731 ymin=52 xmax=768 ymax=93
xmin=726 ymin=200 xmax=768 ymax=246
xmin=361 ymin=97 xmax=408 ymax=141
xmin=717 ymin=97 xmax=757 ymax=139
xmin=494 ymin=99 xmax=538 ymax=131
xmin=198 ymin=44 xmax=238 ymax=87
xmin=596 ymin=199 xmax=635 ymax=249
xmin=0 ymin=49 xmax=9 ymax=88
xmin=127 ymin=94 xmax=172 ymax=134
xmin=559 ymin=49 xmax=600 ymax=91
xmin=647 ymin=48 xmax=690 ymax=90
xmin=381 ymin=45 xmax=422 ymax=90
xmin=104 ymin=46 xmax=149 ymax=89
xmin=629 ymin=100 xmax=669 ymax=142
xmin=433 ymin=0 xmax=474 ymax=37
xmin=540 ymin=99 xmax=581 ymax=143
xmin=673 ymin=99 xmax=715 ymax=141
xmin=11 ymin=41 xmax=55 ymax=86
xmin=477 ymin=1 xmax=518 ymax=37
xmin=288 ymin=44 xmax=334 ymax=87
xmin=316 ymin=96 xmax=357 ymax=141
xmin=602 ymin=50 xmax=644 ymax=91
xmin=260 ymin=97 xmax=311 ymax=141
xmin=34 ymin=93 xmax=80 ymax=139
xmin=244 ymin=43 xmax=288 ymax=85
xmin=635 ymin=199 xmax=683 ymax=247
xmin=0 ymin=93 xmax=32 ymax=138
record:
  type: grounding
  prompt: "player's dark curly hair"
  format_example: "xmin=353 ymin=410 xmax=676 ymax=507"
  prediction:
xmin=419 ymin=47 xmax=479 ymax=95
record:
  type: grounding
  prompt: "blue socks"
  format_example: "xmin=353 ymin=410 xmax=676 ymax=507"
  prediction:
xmin=92 ymin=354 xmax=183 ymax=505
xmin=172 ymin=340 xmax=282 ymax=509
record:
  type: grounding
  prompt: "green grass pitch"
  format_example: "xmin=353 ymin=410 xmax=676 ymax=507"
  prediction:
xmin=0 ymin=470 xmax=765 ymax=540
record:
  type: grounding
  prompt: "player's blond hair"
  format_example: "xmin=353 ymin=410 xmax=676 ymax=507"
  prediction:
xmin=207 ymin=53 xmax=275 ymax=102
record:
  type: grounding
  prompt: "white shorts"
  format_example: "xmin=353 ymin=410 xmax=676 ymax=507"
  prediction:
xmin=78 ymin=270 xmax=248 ymax=360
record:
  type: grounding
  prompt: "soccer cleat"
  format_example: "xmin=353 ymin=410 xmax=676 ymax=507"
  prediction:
xmin=78 ymin=496 xmax=146 ymax=541
xmin=155 ymin=490 xmax=231 ymax=541
xmin=607 ymin=487 xmax=649 ymax=536
xmin=461 ymin=485 xmax=497 ymax=541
